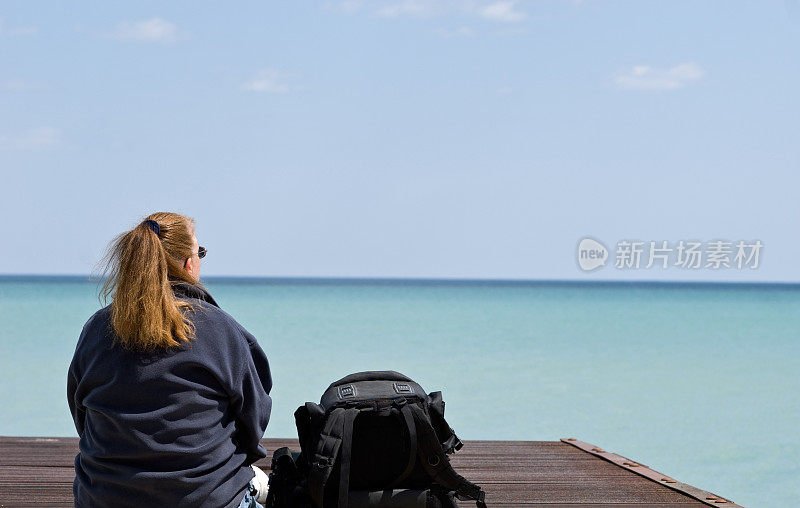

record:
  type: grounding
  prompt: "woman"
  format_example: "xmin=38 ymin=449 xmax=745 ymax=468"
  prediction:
xmin=67 ymin=212 xmax=272 ymax=507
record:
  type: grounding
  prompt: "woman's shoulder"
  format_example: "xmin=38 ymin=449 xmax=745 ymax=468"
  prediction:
xmin=186 ymin=301 xmax=259 ymax=350
xmin=71 ymin=306 xmax=113 ymax=371
xmin=186 ymin=299 xmax=237 ymax=327
xmin=78 ymin=306 xmax=111 ymax=340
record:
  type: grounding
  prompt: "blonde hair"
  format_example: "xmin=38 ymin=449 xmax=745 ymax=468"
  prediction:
xmin=98 ymin=212 xmax=202 ymax=351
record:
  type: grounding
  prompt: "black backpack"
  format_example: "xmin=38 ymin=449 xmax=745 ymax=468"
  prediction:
xmin=265 ymin=371 xmax=487 ymax=508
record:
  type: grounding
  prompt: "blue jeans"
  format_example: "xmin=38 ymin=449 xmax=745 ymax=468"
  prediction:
xmin=237 ymin=481 xmax=260 ymax=508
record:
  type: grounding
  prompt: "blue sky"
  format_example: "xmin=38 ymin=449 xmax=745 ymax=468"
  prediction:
xmin=1 ymin=1 xmax=798 ymax=281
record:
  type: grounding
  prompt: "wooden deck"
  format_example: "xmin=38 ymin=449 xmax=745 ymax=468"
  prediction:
xmin=0 ymin=436 xmax=742 ymax=507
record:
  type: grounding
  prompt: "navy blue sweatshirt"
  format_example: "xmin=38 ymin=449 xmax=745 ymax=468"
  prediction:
xmin=67 ymin=282 xmax=272 ymax=507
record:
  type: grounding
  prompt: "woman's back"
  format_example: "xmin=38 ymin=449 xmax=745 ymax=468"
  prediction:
xmin=67 ymin=214 xmax=272 ymax=507
xmin=68 ymin=283 xmax=272 ymax=507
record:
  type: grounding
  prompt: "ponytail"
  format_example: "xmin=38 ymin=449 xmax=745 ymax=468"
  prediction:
xmin=99 ymin=212 xmax=200 ymax=351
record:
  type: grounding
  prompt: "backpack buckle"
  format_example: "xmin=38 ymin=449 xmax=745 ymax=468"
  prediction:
xmin=391 ymin=397 xmax=408 ymax=408
xmin=315 ymin=456 xmax=335 ymax=469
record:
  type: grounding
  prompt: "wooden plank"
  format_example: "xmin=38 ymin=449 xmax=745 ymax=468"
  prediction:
xmin=0 ymin=438 xmax=628 ymax=468
xmin=561 ymin=438 xmax=743 ymax=508
xmin=0 ymin=437 xmax=709 ymax=506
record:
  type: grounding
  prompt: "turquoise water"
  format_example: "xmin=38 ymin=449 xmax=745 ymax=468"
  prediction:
xmin=0 ymin=276 xmax=797 ymax=507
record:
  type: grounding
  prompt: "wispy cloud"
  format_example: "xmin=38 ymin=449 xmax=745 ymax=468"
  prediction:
xmin=333 ymin=0 xmax=529 ymax=23
xmin=337 ymin=0 xmax=364 ymax=13
xmin=0 ymin=127 xmax=64 ymax=151
xmin=479 ymin=1 xmax=527 ymax=22
xmin=0 ymin=19 xmax=38 ymax=36
xmin=241 ymin=69 xmax=300 ymax=93
xmin=376 ymin=0 xmax=441 ymax=18
xmin=112 ymin=18 xmax=180 ymax=43
xmin=613 ymin=63 xmax=705 ymax=91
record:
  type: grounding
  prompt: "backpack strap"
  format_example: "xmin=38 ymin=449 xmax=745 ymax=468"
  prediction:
xmin=387 ymin=401 xmax=417 ymax=489
xmin=338 ymin=407 xmax=359 ymax=508
xmin=409 ymin=404 xmax=487 ymax=508
xmin=307 ymin=407 xmax=347 ymax=508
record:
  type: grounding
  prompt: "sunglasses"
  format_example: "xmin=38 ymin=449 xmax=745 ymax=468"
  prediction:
xmin=198 ymin=246 xmax=207 ymax=259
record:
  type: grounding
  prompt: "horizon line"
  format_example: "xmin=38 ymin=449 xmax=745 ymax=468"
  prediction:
xmin=0 ymin=273 xmax=798 ymax=288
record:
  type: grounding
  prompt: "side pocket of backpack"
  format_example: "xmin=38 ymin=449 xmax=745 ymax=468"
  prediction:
xmin=295 ymin=402 xmax=325 ymax=460
xmin=426 ymin=392 xmax=463 ymax=454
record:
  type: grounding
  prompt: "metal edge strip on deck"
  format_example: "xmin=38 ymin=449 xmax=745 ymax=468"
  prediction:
xmin=560 ymin=438 xmax=743 ymax=508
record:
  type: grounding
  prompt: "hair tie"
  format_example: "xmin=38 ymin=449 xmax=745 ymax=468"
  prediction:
xmin=142 ymin=219 xmax=161 ymax=236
